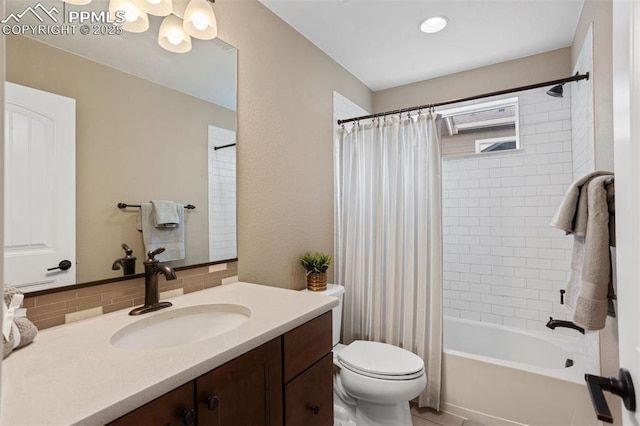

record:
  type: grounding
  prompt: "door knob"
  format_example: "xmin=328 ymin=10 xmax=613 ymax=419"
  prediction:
xmin=47 ymin=260 xmax=72 ymax=271
xmin=585 ymin=368 xmax=636 ymax=423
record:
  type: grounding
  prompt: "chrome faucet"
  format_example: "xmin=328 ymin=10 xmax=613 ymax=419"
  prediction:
xmin=129 ymin=247 xmax=177 ymax=316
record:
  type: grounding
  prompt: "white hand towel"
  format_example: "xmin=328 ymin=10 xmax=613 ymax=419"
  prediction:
xmin=152 ymin=200 xmax=180 ymax=228
xmin=137 ymin=203 xmax=185 ymax=262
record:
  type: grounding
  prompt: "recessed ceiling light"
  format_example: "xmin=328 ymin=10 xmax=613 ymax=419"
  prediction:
xmin=419 ymin=16 xmax=448 ymax=34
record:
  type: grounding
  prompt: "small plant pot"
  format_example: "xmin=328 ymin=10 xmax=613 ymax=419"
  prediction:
xmin=306 ymin=272 xmax=327 ymax=292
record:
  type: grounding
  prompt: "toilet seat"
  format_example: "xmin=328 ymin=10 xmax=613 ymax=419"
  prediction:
xmin=337 ymin=340 xmax=425 ymax=381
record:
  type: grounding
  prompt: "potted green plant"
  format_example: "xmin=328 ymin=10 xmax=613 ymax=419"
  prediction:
xmin=298 ymin=251 xmax=332 ymax=291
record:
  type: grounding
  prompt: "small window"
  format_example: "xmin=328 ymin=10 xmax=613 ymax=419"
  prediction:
xmin=439 ymin=97 xmax=520 ymax=157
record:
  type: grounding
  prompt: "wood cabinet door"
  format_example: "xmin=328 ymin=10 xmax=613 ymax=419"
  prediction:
xmin=283 ymin=312 xmax=332 ymax=383
xmin=284 ymin=353 xmax=333 ymax=426
xmin=108 ymin=382 xmax=196 ymax=426
xmin=196 ymin=338 xmax=283 ymax=426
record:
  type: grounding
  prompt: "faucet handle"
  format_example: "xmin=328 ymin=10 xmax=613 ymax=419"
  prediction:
xmin=122 ymin=243 xmax=133 ymax=256
xmin=147 ymin=247 xmax=166 ymax=261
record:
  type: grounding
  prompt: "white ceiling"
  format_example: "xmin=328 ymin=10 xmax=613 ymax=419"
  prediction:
xmin=259 ymin=0 xmax=585 ymax=91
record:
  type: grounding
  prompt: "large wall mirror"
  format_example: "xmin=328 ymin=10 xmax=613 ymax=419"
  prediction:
xmin=4 ymin=0 xmax=237 ymax=292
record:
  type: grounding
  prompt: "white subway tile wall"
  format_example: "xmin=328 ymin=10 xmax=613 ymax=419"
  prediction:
xmin=208 ymin=126 xmax=237 ymax=261
xmin=442 ymin=86 xmax=575 ymax=334
xmin=572 ymin=26 xmax=595 ymax=179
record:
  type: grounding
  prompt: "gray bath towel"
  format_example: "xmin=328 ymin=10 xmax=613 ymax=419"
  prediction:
xmin=559 ymin=176 xmax=615 ymax=330
xmin=550 ymin=170 xmax=613 ymax=235
xmin=152 ymin=200 xmax=180 ymax=228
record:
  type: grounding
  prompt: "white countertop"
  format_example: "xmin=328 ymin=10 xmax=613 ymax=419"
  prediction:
xmin=1 ymin=282 xmax=338 ymax=425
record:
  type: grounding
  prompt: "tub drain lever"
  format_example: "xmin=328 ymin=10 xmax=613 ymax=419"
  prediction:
xmin=585 ymin=368 xmax=636 ymax=423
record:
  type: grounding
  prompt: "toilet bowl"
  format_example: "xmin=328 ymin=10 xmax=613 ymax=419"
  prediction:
xmin=303 ymin=284 xmax=426 ymax=426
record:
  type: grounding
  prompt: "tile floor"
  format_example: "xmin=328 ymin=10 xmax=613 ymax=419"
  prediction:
xmin=411 ymin=404 xmax=466 ymax=426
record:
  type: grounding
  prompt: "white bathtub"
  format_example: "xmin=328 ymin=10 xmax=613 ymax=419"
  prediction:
xmin=441 ymin=317 xmax=600 ymax=426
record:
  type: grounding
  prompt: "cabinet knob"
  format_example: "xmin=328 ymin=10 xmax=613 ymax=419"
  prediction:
xmin=206 ymin=395 xmax=220 ymax=411
xmin=309 ymin=405 xmax=320 ymax=415
xmin=180 ymin=408 xmax=196 ymax=425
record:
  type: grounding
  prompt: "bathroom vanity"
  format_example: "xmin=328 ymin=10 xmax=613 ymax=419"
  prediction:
xmin=0 ymin=282 xmax=337 ymax=425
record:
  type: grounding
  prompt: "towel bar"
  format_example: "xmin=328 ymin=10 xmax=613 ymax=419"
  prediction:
xmin=117 ymin=202 xmax=196 ymax=210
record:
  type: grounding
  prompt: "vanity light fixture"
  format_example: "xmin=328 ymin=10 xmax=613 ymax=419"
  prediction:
xmin=105 ymin=0 xmax=216 ymax=53
xmin=419 ymin=16 xmax=448 ymax=34
xmin=109 ymin=0 xmax=149 ymax=33
xmin=159 ymin=14 xmax=193 ymax=53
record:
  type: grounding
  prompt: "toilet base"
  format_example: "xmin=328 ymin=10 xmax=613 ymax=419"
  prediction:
xmin=334 ymin=390 xmax=412 ymax=426
xmin=354 ymin=400 xmax=412 ymax=426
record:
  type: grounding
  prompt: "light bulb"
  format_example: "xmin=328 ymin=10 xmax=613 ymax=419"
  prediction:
xmin=167 ymin=29 xmax=183 ymax=45
xmin=419 ymin=16 xmax=448 ymax=34
xmin=192 ymin=12 xmax=208 ymax=30
xmin=121 ymin=2 xmax=140 ymax=22
xmin=159 ymin=14 xmax=192 ymax=53
xmin=183 ymin=0 xmax=217 ymax=40
xmin=147 ymin=0 xmax=161 ymax=4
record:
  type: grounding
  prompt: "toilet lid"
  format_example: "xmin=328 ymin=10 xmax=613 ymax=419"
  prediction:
xmin=337 ymin=341 xmax=425 ymax=380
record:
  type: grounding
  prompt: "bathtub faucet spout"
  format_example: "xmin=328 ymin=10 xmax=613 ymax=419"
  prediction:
xmin=546 ymin=317 xmax=585 ymax=334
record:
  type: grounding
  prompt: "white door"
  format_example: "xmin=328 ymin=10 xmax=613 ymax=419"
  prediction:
xmin=613 ymin=0 xmax=640 ymax=424
xmin=4 ymin=82 xmax=76 ymax=291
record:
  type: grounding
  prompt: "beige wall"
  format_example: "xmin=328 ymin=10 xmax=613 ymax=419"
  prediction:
xmin=572 ymin=0 xmax=614 ymax=172
xmin=6 ymin=36 xmax=236 ymax=283
xmin=373 ymin=48 xmax=572 ymax=113
xmin=213 ymin=0 xmax=373 ymax=289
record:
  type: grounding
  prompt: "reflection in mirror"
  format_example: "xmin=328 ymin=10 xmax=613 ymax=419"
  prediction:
xmin=4 ymin=0 xmax=237 ymax=292
xmin=439 ymin=97 xmax=520 ymax=157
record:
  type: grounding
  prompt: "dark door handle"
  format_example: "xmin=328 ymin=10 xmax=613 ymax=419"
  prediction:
xmin=585 ymin=368 xmax=636 ymax=423
xmin=47 ymin=260 xmax=72 ymax=271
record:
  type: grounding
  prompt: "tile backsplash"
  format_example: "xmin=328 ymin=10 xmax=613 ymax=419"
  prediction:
xmin=23 ymin=261 xmax=238 ymax=330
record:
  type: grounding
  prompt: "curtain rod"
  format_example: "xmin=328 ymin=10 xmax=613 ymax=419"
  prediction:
xmin=337 ymin=72 xmax=589 ymax=125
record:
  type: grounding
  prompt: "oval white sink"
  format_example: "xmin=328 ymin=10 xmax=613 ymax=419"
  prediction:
xmin=111 ymin=304 xmax=251 ymax=350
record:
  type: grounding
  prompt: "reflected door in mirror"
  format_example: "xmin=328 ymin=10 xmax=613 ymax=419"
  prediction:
xmin=4 ymin=82 xmax=76 ymax=291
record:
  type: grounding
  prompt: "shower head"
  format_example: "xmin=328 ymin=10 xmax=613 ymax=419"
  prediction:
xmin=546 ymin=84 xmax=564 ymax=98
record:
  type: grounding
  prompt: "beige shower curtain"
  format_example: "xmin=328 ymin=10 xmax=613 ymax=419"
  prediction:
xmin=335 ymin=112 xmax=443 ymax=409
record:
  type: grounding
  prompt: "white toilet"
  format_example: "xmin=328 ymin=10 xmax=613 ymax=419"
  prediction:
xmin=304 ymin=284 xmax=426 ymax=426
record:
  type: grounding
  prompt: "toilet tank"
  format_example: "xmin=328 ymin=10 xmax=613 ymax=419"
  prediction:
xmin=302 ymin=283 xmax=345 ymax=346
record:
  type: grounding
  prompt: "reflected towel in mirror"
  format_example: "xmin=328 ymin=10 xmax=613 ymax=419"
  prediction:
xmin=137 ymin=203 xmax=185 ymax=262
xmin=152 ymin=200 xmax=181 ymax=228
